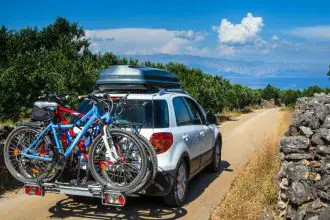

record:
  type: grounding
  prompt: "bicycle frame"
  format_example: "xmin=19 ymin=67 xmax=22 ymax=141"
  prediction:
xmin=23 ymin=105 xmax=110 ymax=162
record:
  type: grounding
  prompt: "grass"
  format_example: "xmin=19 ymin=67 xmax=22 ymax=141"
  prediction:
xmin=219 ymin=107 xmax=255 ymax=123
xmin=224 ymin=111 xmax=243 ymax=118
xmin=0 ymin=119 xmax=18 ymax=127
xmin=0 ymin=118 xmax=31 ymax=127
xmin=280 ymin=106 xmax=295 ymax=112
xmin=211 ymin=110 xmax=292 ymax=220
xmin=0 ymin=108 xmax=32 ymax=127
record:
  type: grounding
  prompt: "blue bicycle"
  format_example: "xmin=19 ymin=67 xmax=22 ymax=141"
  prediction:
xmin=4 ymin=94 xmax=149 ymax=192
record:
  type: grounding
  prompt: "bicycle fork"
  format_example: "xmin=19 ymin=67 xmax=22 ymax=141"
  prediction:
xmin=102 ymin=126 xmax=121 ymax=164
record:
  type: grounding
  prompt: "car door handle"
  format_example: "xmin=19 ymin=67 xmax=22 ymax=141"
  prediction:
xmin=200 ymin=131 xmax=206 ymax=137
xmin=182 ymin=134 xmax=189 ymax=141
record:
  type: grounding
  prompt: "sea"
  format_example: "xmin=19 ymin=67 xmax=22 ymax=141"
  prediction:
xmin=226 ymin=76 xmax=330 ymax=89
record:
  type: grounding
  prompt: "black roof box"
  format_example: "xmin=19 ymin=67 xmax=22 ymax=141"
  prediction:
xmin=95 ymin=65 xmax=180 ymax=92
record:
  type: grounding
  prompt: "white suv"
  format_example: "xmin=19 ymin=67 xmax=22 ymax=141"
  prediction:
xmin=111 ymin=91 xmax=222 ymax=206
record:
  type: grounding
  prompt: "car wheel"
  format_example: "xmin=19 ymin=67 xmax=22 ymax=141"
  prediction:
xmin=163 ymin=161 xmax=188 ymax=207
xmin=208 ymin=139 xmax=222 ymax=172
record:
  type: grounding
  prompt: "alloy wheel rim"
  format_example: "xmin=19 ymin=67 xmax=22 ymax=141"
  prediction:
xmin=215 ymin=143 xmax=220 ymax=167
xmin=176 ymin=164 xmax=187 ymax=201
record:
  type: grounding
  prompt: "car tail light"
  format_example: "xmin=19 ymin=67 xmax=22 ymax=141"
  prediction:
xmin=102 ymin=193 xmax=126 ymax=206
xmin=150 ymin=132 xmax=173 ymax=154
xmin=24 ymin=185 xmax=44 ymax=196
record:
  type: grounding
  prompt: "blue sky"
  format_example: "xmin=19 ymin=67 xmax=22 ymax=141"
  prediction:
xmin=2 ymin=0 xmax=330 ymax=81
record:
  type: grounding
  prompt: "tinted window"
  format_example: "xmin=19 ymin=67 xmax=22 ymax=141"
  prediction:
xmin=70 ymin=100 xmax=93 ymax=123
xmin=114 ymin=99 xmax=169 ymax=128
xmin=72 ymin=99 xmax=169 ymax=128
xmin=173 ymin=97 xmax=192 ymax=126
xmin=184 ymin=98 xmax=206 ymax=124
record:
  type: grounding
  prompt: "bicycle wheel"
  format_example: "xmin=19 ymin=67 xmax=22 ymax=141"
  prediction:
xmin=134 ymin=134 xmax=158 ymax=190
xmin=4 ymin=126 xmax=57 ymax=183
xmin=88 ymin=128 xmax=148 ymax=193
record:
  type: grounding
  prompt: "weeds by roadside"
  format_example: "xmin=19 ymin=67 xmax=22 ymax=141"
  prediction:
xmin=279 ymin=106 xmax=295 ymax=112
xmin=219 ymin=107 xmax=255 ymax=123
xmin=0 ymin=117 xmax=30 ymax=128
xmin=219 ymin=111 xmax=242 ymax=123
xmin=211 ymin=110 xmax=292 ymax=220
xmin=0 ymin=120 xmax=17 ymax=127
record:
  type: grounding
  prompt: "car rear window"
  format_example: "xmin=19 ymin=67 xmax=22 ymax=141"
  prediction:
xmin=114 ymin=99 xmax=169 ymax=128
xmin=73 ymin=99 xmax=169 ymax=128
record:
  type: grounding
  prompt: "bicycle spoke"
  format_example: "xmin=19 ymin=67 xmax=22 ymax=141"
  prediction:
xmin=92 ymin=131 xmax=146 ymax=190
xmin=6 ymin=128 xmax=55 ymax=181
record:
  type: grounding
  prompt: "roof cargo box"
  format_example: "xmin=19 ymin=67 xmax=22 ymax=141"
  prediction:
xmin=95 ymin=65 xmax=180 ymax=92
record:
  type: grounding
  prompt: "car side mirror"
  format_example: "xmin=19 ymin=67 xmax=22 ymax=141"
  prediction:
xmin=206 ymin=112 xmax=217 ymax=125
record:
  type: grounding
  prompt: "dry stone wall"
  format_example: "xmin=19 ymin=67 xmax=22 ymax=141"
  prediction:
xmin=277 ymin=93 xmax=330 ymax=220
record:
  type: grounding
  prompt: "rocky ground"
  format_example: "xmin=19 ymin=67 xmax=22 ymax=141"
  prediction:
xmin=277 ymin=93 xmax=330 ymax=220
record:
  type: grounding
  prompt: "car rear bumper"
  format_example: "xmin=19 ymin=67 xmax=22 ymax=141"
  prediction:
xmin=142 ymin=170 xmax=176 ymax=197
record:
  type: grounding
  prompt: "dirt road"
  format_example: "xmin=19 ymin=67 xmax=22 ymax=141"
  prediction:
xmin=0 ymin=108 xmax=280 ymax=220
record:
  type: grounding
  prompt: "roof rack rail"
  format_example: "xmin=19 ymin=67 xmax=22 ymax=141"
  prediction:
xmin=158 ymin=88 xmax=187 ymax=95
xmin=95 ymin=87 xmax=188 ymax=95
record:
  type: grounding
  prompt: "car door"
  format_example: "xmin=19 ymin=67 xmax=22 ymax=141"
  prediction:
xmin=172 ymin=96 xmax=201 ymax=174
xmin=184 ymin=97 xmax=214 ymax=166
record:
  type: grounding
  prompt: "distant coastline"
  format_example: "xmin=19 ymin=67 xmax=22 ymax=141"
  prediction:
xmin=226 ymin=76 xmax=329 ymax=89
xmin=125 ymin=54 xmax=329 ymax=89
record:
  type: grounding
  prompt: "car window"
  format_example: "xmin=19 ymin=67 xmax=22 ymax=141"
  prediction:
xmin=71 ymin=99 xmax=169 ymax=128
xmin=114 ymin=99 xmax=169 ymax=128
xmin=173 ymin=97 xmax=192 ymax=126
xmin=70 ymin=100 xmax=93 ymax=123
xmin=184 ymin=98 xmax=206 ymax=125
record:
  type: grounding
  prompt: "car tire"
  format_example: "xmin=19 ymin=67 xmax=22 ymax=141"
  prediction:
xmin=208 ymin=138 xmax=222 ymax=172
xmin=163 ymin=160 xmax=188 ymax=207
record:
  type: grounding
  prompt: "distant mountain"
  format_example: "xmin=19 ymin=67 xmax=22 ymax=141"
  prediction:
xmin=121 ymin=54 xmax=327 ymax=78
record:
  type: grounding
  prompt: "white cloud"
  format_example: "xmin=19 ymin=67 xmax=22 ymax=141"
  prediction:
xmin=272 ymin=35 xmax=279 ymax=41
xmin=213 ymin=13 xmax=266 ymax=56
xmin=288 ymin=26 xmax=330 ymax=41
xmin=218 ymin=44 xmax=236 ymax=56
xmin=161 ymin=38 xmax=187 ymax=54
xmin=173 ymin=30 xmax=206 ymax=41
xmin=214 ymin=12 xmax=264 ymax=44
xmin=85 ymin=28 xmax=207 ymax=55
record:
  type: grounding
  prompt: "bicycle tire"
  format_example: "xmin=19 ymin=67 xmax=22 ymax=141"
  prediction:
xmin=88 ymin=128 xmax=148 ymax=193
xmin=110 ymin=124 xmax=158 ymax=193
xmin=119 ymin=134 xmax=157 ymax=195
xmin=135 ymin=134 xmax=158 ymax=190
xmin=4 ymin=126 xmax=58 ymax=183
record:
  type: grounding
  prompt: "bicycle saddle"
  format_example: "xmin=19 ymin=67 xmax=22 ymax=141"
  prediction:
xmin=34 ymin=101 xmax=58 ymax=109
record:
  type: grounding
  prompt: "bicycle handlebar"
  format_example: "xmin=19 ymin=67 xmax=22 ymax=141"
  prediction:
xmin=78 ymin=93 xmax=128 ymax=102
xmin=38 ymin=93 xmax=73 ymax=106
xmin=77 ymin=95 xmax=88 ymax=99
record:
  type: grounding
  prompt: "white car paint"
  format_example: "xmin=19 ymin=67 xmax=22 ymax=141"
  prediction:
xmin=110 ymin=92 xmax=220 ymax=172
